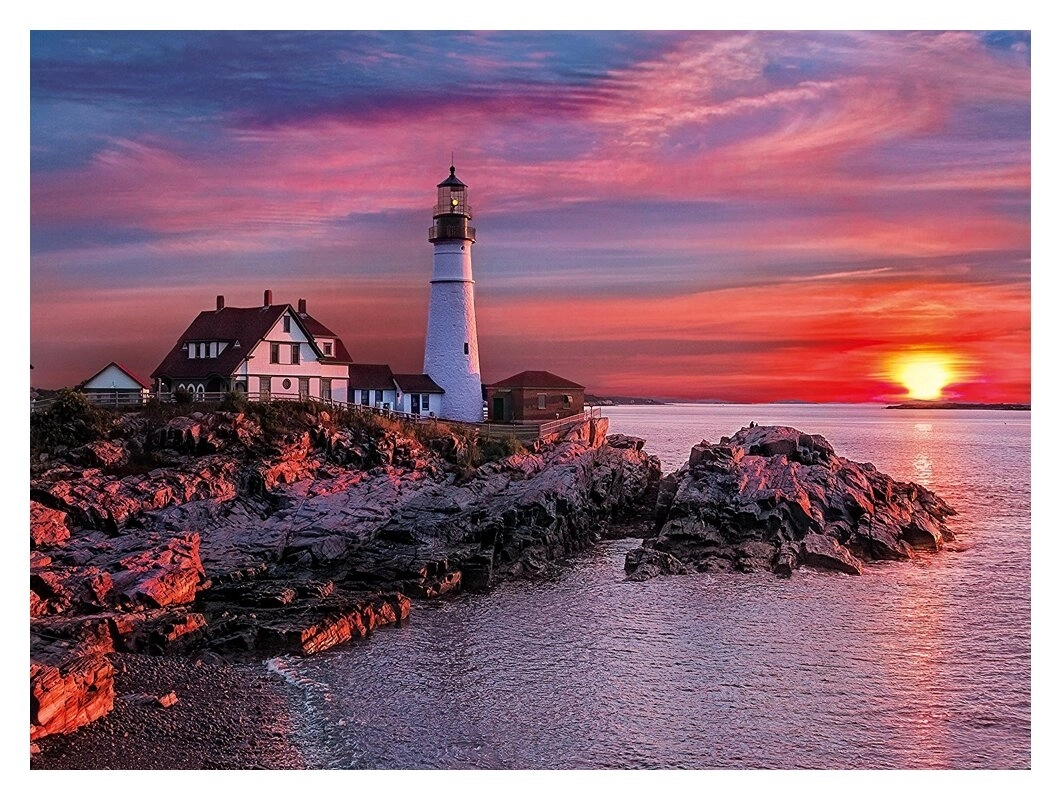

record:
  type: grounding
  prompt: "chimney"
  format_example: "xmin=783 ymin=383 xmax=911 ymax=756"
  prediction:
xmin=298 ymin=298 xmax=307 ymax=315
xmin=216 ymin=295 xmax=225 ymax=311
xmin=263 ymin=289 xmax=273 ymax=307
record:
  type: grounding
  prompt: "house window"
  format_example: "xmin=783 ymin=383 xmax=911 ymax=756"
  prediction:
xmin=563 ymin=394 xmax=572 ymax=409
xmin=283 ymin=316 xmax=291 ymax=333
xmin=538 ymin=393 xmax=547 ymax=410
xmin=323 ymin=342 xmax=333 ymax=356
xmin=299 ymin=378 xmax=309 ymax=400
xmin=375 ymin=389 xmax=384 ymax=406
xmin=321 ymin=378 xmax=332 ymax=401
xmin=360 ymin=389 xmax=369 ymax=405
xmin=260 ymin=377 xmax=271 ymax=401
xmin=270 ymin=343 xmax=280 ymax=363
xmin=291 ymin=344 xmax=300 ymax=364
xmin=421 ymin=394 xmax=430 ymax=412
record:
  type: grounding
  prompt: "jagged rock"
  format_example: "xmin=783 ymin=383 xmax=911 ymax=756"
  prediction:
xmin=157 ymin=692 xmax=179 ymax=708
xmin=800 ymin=533 xmax=863 ymax=575
xmin=631 ymin=425 xmax=955 ymax=580
xmin=624 ymin=547 xmax=688 ymax=581
xmin=70 ymin=440 xmax=129 ymax=469
xmin=30 ymin=501 xmax=70 ymax=548
xmin=30 ymin=656 xmax=115 ymax=741
xmin=109 ymin=533 xmax=206 ymax=608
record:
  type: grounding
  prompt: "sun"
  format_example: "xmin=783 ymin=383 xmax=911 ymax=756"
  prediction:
xmin=891 ymin=353 xmax=955 ymax=400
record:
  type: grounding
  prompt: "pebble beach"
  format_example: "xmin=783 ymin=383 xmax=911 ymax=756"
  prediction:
xmin=30 ymin=653 xmax=310 ymax=770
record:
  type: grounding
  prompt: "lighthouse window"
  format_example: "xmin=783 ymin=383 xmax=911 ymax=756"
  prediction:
xmin=464 ymin=342 xmax=469 ymax=355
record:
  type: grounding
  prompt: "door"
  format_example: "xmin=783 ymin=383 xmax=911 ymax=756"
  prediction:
xmin=492 ymin=397 xmax=506 ymax=421
xmin=411 ymin=393 xmax=421 ymax=415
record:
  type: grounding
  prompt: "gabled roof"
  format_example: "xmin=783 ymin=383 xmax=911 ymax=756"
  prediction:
xmin=81 ymin=361 xmax=151 ymax=390
xmin=349 ymin=364 xmax=396 ymax=390
xmin=393 ymin=373 xmax=445 ymax=394
xmin=487 ymin=370 xmax=585 ymax=390
xmin=152 ymin=304 xmax=288 ymax=381
xmin=152 ymin=300 xmax=357 ymax=381
xmin=298 ymin=312 xmax=354 ymax=364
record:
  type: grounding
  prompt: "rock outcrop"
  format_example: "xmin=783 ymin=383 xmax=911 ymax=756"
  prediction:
xmin=29 ymin=406 xmax=660 ymax=740
xmin=628 ymin=425 xmax=956 ymax=579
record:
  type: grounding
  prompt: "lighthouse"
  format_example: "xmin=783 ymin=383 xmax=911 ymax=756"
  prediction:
xmin=423 ymin=165 xmax=483 ymax=422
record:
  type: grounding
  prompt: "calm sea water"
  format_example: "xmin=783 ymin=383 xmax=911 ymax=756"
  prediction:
xmin=270 ymin=404 xmax=1031 ymax=769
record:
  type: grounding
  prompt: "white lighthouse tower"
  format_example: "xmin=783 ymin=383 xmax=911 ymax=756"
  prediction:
xmin=423 ymin=165 xmax=483 ymax=422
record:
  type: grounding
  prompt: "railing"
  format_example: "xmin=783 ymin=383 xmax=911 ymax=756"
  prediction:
xmin=537 ymin=406 xmax=602 ymax=438
xmin=428 ymin=221 xmax=476 ymax=242
xmin=460 ymin=407 xmax=603 ymax=443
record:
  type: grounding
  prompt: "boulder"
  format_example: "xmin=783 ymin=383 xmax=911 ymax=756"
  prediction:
xmin=631 ymin=425 xmax=955 ymax=580
xmin=30 ymin=656 xmax=115 ymax=741
xmin=624 ymin=547 xmax=689 ymax=581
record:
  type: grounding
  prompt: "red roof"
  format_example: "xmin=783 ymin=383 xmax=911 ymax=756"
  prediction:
xmin=487 ymin=370 xmax=584 ymax=390
xmin=81 ymin=361 xmax=151 ymax=390
xmin=298 ymin=312 xmax=354 ymax=364
xmin=151 ymin=302 xmax=353 ymax=381
xmin=348 ymin=364 xmax=396 ymax=390
xmin=393 ymin=373 xmax=445 ymax=394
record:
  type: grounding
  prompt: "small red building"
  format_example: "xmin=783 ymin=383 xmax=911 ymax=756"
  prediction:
xmin=486 ymin=370 xmax=585 ymax=422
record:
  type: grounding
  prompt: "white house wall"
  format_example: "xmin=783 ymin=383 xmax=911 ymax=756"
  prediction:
xmin=239 ymin=311 xmax=349 ymax=402
xmin=84 ymin=364 xmax=145 ymax=391
xmin=351 ymin=387 xmax=398 ymax=409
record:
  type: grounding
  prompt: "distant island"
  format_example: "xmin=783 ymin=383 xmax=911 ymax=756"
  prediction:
xmin=885 ymin=401 xmax=1030 ymax=411
xmin=586 ymin=394 xmax=668 ymax=406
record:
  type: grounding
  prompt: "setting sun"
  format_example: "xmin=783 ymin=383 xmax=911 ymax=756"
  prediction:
xmin=891 ymin=353 xmax=956 ymax=400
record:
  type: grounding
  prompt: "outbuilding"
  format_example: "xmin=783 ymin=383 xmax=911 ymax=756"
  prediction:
xmin=349 ymin=364 xmax=399 ymax=410
xmin=485 ymin=370 xmax=585 ymax=422
xmin=79 ymin=362 xmax=151 ymax=406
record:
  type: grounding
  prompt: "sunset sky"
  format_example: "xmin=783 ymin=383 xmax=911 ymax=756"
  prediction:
xmin=29 ymin=29 xmax=1032 ymax=403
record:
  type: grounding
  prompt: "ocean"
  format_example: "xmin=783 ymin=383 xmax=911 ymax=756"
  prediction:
xmin=269 ymin=404 xmax=1031 ymax=769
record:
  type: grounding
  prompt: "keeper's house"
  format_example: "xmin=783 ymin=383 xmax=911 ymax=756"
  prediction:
xmin=152 ymin=291 xmax=352 ymax=402
xmin=485 ymin=370 xmax=585 ymax=422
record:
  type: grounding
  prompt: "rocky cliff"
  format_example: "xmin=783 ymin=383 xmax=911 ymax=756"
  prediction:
xmin=625 ymin=425 xmax=956 ymax=580
xmin=30 ymin=404 xmax=660 ymax=740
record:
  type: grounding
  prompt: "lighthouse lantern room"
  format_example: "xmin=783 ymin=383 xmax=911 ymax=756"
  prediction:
xmin=423 ymin=165 xmax=483 ymax=422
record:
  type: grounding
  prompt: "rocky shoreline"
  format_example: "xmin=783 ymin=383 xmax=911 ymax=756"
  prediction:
xmin=29 ymin=401 xmax=957 ymax=767
xmin=30 ymin=400 xmax=660 ymax=755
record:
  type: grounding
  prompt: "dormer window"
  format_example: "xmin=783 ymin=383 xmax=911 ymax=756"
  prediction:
xmin=323 ymin=342 xmax=333 ymax=356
